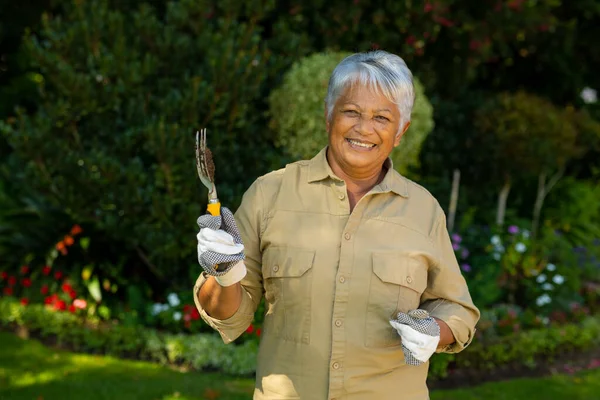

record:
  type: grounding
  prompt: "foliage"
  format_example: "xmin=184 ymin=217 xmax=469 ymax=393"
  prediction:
xmin=268 ymin=51 xmax=434 ymax=175
xmin=0 ymin=298 xmax=258 ymax=375
xmin=0 ymin=0 xmax=307 ymax=288
xmin=475 ymin=91 xmax=580 ymax=180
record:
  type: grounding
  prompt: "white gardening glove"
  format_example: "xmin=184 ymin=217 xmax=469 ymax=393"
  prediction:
xmin=390 ymin=309 xmax=440 ymax=366
xmin=196 ymin=207 xmax=246 ymax=287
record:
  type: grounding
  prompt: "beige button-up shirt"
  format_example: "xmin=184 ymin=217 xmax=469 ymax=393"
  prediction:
xmin=194 ymin=148 xmax=480 ymax=400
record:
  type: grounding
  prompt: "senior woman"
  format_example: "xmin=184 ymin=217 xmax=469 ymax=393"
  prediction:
xmin=194 ymin=50 xmax=480 ymax=400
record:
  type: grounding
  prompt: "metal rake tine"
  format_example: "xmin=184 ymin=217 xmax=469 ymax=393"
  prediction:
xmin=201 ymin=128 xmax=207 ymax=151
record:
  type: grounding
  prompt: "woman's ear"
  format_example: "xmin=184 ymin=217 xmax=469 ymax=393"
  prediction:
xmin=394 ymin=121 xmax=411 ymax=147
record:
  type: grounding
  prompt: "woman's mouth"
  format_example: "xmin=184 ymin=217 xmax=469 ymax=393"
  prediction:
xmin=346 ymin=138 xmax=376 ymax=150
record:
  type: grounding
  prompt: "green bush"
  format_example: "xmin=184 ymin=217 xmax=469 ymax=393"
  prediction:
xmin=0 ymin=0 xmax=306 ymax=289
xmin=268 ymin=51 xmax=434 ymax=175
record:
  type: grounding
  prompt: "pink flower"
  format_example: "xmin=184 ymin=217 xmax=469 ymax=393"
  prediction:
xmin=73 ymin=299 xmax=87 ymax=309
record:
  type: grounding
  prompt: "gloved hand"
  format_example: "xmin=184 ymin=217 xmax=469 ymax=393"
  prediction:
xmin=197 ymin=207 xmax=246 ymax=287
xmin=390 ymin=309 xmax=440 ymax=366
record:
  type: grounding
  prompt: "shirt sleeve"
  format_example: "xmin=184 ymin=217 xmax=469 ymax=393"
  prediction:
xmin=193 ymin=178 xmax=266 ymax=344
xmin=420 ymin=210 xmax=480 ymax=354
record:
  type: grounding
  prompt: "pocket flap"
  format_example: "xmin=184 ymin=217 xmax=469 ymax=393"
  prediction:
xmin=372 ymin=253 xmax=428 ymax=293
xmin=263 ymin=247 xmax=315 ymax=278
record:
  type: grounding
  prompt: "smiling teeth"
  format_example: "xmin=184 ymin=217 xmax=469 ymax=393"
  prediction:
xmin=348 ymin=139 xmax=375 ymax=148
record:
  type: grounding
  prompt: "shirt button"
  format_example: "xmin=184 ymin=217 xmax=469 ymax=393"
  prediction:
xmin=406 ymin=276 xmax=413 ymax=284
xmin=332 ymin=362 xmax=340 ymax=369
xmin=381 ymin=184 xmax=388 ymax=191
xmin=273 ymin=265 xmax=279 ymax=273
xmin=335 ymin=319 xmax=343 ymax=327
xmin=344 ymin=233 xmax=351 ymax=240
xmin=339 ymin=276 xmax=346 ymax=283
xmin=338 ymin=193 xmax=345 ymax=200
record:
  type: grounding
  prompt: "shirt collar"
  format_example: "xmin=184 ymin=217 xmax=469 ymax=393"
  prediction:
xmin=307 ymin=147 xmax=409 ymax=198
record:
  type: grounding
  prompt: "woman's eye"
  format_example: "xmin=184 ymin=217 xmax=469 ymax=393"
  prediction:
xmin=344 ymin=110 xmax=359 ymax=116
xmin=375 ymin=115 xmax=389 ymax=122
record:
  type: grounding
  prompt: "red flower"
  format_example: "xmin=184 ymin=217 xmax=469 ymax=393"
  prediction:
xmin=405 ymin=35 xmax=416 ymax=45
xmin=3 ymin=287 xmax=13 ymax=296
xmin=62 ymin=282 xmax=73 ymax=293
xmin=190 ymin=308 xmax=201 ymax=321
xmin=246 ymin=325 xmax=255 ymax=334
xmin=256 ymin=328 xmax=262 ymax=337
xmin=22 ymin=278 xmax=32 ymax=288
xmin=184 ymin=320 xmax=191 ymax=329
xmin=70 ymin=224 xmax=83 ymax=236
xmin=20 ymin=265 xmax=30 ymax=274
xmin=44 ymin=295 xmax=54 ymax=305
xmin=183 ymin=304 xmax=194 ymax=313
xmin=68 ymin=305 xmax=76 ymax=313
xmin=42 ymin=265 xmax=52 ymax=275
xmin=20 ymin=298 xmax=29 ymax=306
xmin=69 ymin=290 xmax=77 ymax=300
xmin=64 ymin=235 xmax=75 ymax=246
xmin=41 ymin=285 xmax=49 ymax=295
xmin=54 ymin=271 xmax=63 ymax=280
xmin=8 ymin=276 xmax=17 ymax=286
xmin=424 ymin=2 xmax=433 ymax=12
xmin=54 ymin=300 xmax=67 ymax=311
xmin=0 ymin=271 xmax=7 ymax=280
xmin=56 ymin=241 xmax=68 ymax=255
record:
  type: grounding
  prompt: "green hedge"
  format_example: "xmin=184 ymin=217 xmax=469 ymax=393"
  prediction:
xmin=0 ymin=298 xmax=257 ymax=375
xmin=3 ymin=298 xmax=600 ymax=380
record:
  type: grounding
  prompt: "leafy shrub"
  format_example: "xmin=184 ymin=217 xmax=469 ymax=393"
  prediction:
xmin=268 ymin=51 xmax=434 ymax=175
xmin=0 ymin=0 xmax=305 ymax=290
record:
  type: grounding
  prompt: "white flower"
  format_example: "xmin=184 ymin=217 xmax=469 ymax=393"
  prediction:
xmin=493 ymin=253 xmax=501 ymax=261
xmin=552 ymin=274 xmax=565 ymax=285
xmin=536 ymin=294 xmax=552 ymax=307
xmin=542 ymin=317 xmax=550 ymax=325
xmin=491 ymin=235 xmax=502 ymax=245
xmin=581 ymin=87 xmax=598 ymax=104
xmin=151 ymin=303 xmax=166 ymax=316
xmin=546 ymin=263 xmax=556 ymax=271
xmin=522 ymin=230 xmax=530 ymax=239
xmin=173 ymin=312 xmax=182 ymax=321
xmin=536 ymin=274 xmax=547 ymax=283
xmin=167 ymin=293 xmax=180 ymax=307
xmin=494 ymin=244 xmax=505 ymax=253
xmin=515 ymin=242 xmax=527 ymax=253
xmin=542 ymin=283 xmax=554 ymax=291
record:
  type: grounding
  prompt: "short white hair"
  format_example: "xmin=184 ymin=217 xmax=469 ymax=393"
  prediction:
xmin=325 ymin=51 xmax=415 ymax=127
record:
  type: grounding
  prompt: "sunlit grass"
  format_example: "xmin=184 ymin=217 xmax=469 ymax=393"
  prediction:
xmin=1 ymin=331 xmax=599 ymax=399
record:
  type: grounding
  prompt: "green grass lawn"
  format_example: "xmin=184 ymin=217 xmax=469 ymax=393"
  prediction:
xmin=1 ymin=331 xmax=599 ymax=400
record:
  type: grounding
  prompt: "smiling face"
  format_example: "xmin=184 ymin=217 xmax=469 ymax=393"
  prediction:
xmin=326 ymin=83 xmax=410 ymax=179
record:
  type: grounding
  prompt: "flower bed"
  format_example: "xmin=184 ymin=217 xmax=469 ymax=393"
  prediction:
xmin=2 ymin=297 xmax=599 ymax=383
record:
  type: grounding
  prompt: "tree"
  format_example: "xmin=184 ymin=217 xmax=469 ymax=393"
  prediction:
xmin=268 ymin=51 xmax=434 ymax=176
xmin=474 ymin=91 xmax=582 ymax=235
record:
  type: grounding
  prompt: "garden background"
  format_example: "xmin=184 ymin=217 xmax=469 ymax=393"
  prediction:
xmin=1 ymin=1 xmax=600 ymax=399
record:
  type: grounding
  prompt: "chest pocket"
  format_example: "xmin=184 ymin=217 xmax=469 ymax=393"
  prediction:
xmin=262 ymin=246 xmax=315 ymax=344
xmin=365 ymin=252 xmax=428 ymax=348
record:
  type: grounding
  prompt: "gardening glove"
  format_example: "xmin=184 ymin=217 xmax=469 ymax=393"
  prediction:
xmin=390 ymin=309 xmax=440 ymax=366
xmin=196 ymin=207 xmax=246 ymax=287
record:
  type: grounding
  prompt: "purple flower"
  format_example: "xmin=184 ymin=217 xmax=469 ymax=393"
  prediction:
xmin=451 ymin=233 xmax=462 ymax=244
xmin=461 ymin=263 xmax=471 ymax=272
xmin=461 ymin=248 xmax=470 ymax=259
xmin=508 ymin=225 xmax=519 ymax=235
xmin=452 ymin=243 xmax=460 ymax=251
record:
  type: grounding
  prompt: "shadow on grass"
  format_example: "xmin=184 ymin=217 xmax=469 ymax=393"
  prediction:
xmin=0 ymin=332 xmax=254 ymax=400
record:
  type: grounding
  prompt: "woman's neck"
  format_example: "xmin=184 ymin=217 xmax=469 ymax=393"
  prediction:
xmin=327 ymin=155 xmax=387 ymax=211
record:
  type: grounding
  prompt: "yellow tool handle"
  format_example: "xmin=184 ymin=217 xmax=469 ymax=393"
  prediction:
xmin=207 ymin=201 xmax=221 ymax=270
xmin=207 ymin=202 xmax=221 ymax=217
